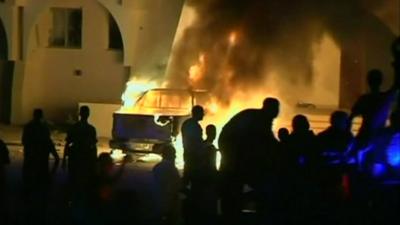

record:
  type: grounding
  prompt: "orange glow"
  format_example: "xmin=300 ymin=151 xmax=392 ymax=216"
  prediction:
xmin=119 ymin=78 xmax=158 ymax=113
xmin=188 ymin=53 xmax=206 ymax=85
xmin=228 ymin=31 xmax=238 ymax=46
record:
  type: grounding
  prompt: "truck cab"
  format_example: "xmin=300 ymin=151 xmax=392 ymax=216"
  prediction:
xmin=109 ymin=88 xmax=209 ymax=153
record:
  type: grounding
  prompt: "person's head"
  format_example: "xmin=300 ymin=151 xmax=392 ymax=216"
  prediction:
xmin=390 ymin=110 xmax=400 ymax=131
xmin=192 ymin=105 xmax=204 ymax=121
xmin=33 ymin=108 xmax=43 ymax=121
xmin=98 ymin=152 xmax=113 ymax=173
xmin=79 ymin=105 xmax=90 ymax=121
xmin=292 ymin=114 xmax=310 ymax=133
xmin=206 ymin=124 xmax=217 ymax=142
xmin=367 ymin=69 xmax=383 ymax=92
xmin=161 ymin=144 xmax=176 ymax=162
xmin=262 ymin=97 xmax=280 ymax=118
xmin=278 ymin=127 xmax=289 ymax=142
xmin=330 ymin=110 xmax=349 ymax=131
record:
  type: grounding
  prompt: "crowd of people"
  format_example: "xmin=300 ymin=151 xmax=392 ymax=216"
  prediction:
xmin=166 ymin=37 xmax=400 ymax=225
xmin=0 ymin=38 xmax=399 ymax=225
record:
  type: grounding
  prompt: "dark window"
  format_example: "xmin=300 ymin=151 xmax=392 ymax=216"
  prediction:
xmin=50 ymin=8 xmax=82 ymax=48
xmin=108 ymin=14 xmax=123 ymax=50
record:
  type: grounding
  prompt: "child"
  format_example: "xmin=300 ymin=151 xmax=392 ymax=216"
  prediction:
xmin=203 ymin=124 xmax=218 ymax=174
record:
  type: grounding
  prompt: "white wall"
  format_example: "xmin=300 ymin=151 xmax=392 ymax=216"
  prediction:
xmin=79 ymin=102 xmax=120 ymax=138
xmin=6 ymin=0 xmax=184 ymax=124
xmin=97 ymin=0 xmax=184 ymax=77
xmin=13 ymin=0 xmax=128 ymax=123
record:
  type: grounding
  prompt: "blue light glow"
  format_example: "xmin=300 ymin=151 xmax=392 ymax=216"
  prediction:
xmin=386 ymin=133 xmax=400 ymax=167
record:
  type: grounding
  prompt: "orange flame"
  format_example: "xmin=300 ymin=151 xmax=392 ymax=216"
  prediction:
xmin=119 ymin=78 xmax=158 ymax=113
xmin=188 ymin=53 xmax=206 ymax=85
xmin=229 ymin=31 xmax=238 ymax=46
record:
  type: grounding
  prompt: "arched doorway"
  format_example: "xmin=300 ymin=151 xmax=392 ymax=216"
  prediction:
xmin=0 ymin=19 xmax=13 ymax=123
xmin=18 ymin=1 xmax=128 ymax=124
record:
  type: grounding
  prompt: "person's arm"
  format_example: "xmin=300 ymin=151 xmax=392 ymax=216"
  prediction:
xmin=0 ymin=140 xmax=10 ymax=164
xmin=62 ymin=130 xmax=71 ymax=171
xmin=49 ymin=141 xmax=60 ymax=175
xmin=348 ymin=97 xmax=364 ymax=132
xmin=111 ymin=154 xmax=131 ymax=182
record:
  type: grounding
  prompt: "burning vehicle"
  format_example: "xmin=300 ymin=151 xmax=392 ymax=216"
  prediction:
xmin=110 ymin=88 xmax=210 ymax=153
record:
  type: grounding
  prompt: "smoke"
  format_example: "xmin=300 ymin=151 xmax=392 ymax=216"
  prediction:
xmin=166 ymin=0 xmax=390 ymax=106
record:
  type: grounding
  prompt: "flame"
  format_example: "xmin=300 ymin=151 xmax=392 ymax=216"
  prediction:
xmin=228 ymin=31 xmax=238 ymax=46
xmin=119 ymin=78 xmax=158 ymax=113
xmin=205 ymin=97 xmax=220 ymax=114
xmin=188 ymin=53 xmax=206 ymax=85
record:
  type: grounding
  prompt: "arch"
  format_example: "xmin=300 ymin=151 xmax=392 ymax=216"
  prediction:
xmin=13 ymin=0 xmax=129 ymax=124
xmin=96 ymin=0 xmax=127 ymax=64
xmin=23 ymin=0 xmax=53 ymax=60
xmin=108 ymin=12 xmax=124 ymax=51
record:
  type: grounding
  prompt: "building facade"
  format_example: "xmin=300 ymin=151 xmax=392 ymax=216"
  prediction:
xmin=0 ymin=0 xmax=183 ymax=124
xmin=0 ymin=0 xmax=398 ymax=125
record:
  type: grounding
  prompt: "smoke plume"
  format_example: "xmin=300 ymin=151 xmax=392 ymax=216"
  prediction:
xmin=166 ymin=0 xmax=393 ymax=106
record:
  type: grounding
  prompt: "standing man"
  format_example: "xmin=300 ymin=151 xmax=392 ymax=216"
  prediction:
xmin=22 ymin=109 xmax=59 ymax=224
xmin=181 ymin=105 xmax=204 ymax=225
xmin=348 ymin=69 xmax=398 ymax=168
xmin=181 ymin=105 xmax=205 ymax=187
xmin=218 ymin=97 xmax=280 ymax=225
xmin=63 ymin=105 xmax=97 ymax=192
xmin=22 ymin=109 xmax=59 ymax=192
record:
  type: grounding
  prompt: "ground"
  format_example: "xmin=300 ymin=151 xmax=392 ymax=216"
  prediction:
xmin=1 ymin=124 xmax=164 ymax=225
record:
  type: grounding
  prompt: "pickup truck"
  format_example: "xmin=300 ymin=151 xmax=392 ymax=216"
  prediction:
xmin=109 ymin=88 xmax=210 ymax=153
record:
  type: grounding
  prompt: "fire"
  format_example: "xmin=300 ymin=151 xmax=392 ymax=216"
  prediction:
xmin=228 ymin=31 xmax=238 ymax=46
xmin=188 ymin=53 xmax=206 ymax=85
xmin=118 ymin=30 xmax=290 ymax=170
xmin=205 ymin=97 xmax=220 ymax=115
xmin=119 ymin=78 xmax=158 ymax=113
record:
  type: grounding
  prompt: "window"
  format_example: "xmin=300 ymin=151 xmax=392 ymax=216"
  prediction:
xmin=108 ymin=13 xmax=123 ymax=50
xmin=49 ymin=8 xmax=82 ymax=48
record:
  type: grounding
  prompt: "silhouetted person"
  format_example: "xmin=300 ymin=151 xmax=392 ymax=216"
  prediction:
xmin=316 ymin=111 xmax=354 ymax=215
xmin=287 ymin=114 xmax=317 ymax=168
xmin=63 ymin=105 xmax=97 ymax=192
xmin=21 ymin=109 xmax=59 ymax=225
xmin=22 ymin=109 xmax=59 ymax=190
xmin=203 ymin=124 xmax=218 ymax=174
xmin=367 ymin=110 xmax=400 ymax=178
xmin=0 ymin=137 xmax=10 ymax=224
xmin=349 ymin=70 xmax=397 ymax=162
xmin=153 ymin=145 xmax=181 ymax=225
xmin=286 ymin=114 xmax=319 ymax=223
xmin=90 ymin=152 xmax=130 ymax=225
xmin=218 ymin=97 xmax=280 ymax=225
xmin=181 ymin=105 xmax=204 ymax=187
xmin=278 ymin=127 xmax=289 ymax=143
xmin=391 ymin=37 xmax=400 ymax=93
xmin=0 ymin=137 xmax=9 ymax=189
xmin=318 ymin=111 xmax=354 ymax=164
xmin=195 ymin=124 xmax=219 ymax=225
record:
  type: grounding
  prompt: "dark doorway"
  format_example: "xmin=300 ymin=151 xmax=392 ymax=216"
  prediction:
xmin=0 ymin=20 xmax=13 ymax=124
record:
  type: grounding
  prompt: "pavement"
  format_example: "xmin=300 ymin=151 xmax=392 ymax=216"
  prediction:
xmin=1 ymin=124 xmax=163 ymax=225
